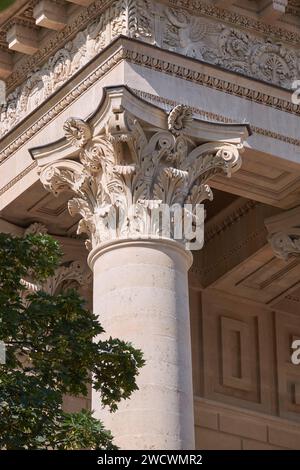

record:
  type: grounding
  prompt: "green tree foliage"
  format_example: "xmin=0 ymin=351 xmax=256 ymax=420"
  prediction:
xmin=0 ymin=1 xmax=16 ymax=13
xmin=0 ymin=233 xmax=144 ymax=449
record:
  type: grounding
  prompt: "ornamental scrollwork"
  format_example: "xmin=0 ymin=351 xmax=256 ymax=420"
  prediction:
xmin=21 ymin=260 xmax=92 ymax=306
xmin=268 ymin=232 xmax=300 ymax=261
xmin=163 ymin=7 xmax=299 ymax=89
xmin=40 ymin=106 xmax=243 ymax=251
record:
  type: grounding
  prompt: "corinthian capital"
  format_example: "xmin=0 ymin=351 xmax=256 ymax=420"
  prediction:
xmin=35 ymin=87 xmax=249 ymax=251
xmin=265 ymin=206 xmax=300 ymax=261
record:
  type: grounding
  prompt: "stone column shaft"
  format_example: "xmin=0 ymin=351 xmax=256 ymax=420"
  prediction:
xmin=89 ymin=238 xmax=194 ymax=449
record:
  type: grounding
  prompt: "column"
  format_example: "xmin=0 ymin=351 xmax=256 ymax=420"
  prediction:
xmin=39 ymin=96 xmax=245 ymax=449
xmin=89 ymin=238 xmax=194 ymax=449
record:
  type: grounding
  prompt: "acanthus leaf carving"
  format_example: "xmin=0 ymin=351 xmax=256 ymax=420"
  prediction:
xmin=265 ymin=206 xmax=300 ymax=261
xmin=24 ymin=222 xmax=48 ymax=236
xmin=21 ymin=223 xmax=92 ymax=300
xmin=21 ymin=260 xmax=92 ymax=305
xmin=268 ymin=232 xmax=300 ymax=261
xmin=40 ymin=104 xmax=244 ymax=251
xmin=39 ymin=160 xmax=86 ymax=196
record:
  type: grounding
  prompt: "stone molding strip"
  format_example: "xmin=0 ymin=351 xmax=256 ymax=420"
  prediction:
xmin=125 ymin=44 xmax=298 ymax=115
xmin=0 ymin=161 xmax=37 ymax=197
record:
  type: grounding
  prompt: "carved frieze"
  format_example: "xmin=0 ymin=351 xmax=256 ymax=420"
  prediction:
xmin=0 ymin=0 xmax=127 ymax=138
xmin=162 ymin=5 xmax=299 ymax=89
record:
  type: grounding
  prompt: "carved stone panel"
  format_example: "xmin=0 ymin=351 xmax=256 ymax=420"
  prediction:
xmin=161 ymin=3 xmax=299 ymax=89
xmin=201 ymin=290 xmax=276 ymax=414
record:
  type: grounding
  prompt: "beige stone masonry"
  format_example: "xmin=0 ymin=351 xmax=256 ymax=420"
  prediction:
xmin=195 ymin=398 xmax=300 ymax=450
xmin=32 ymin=85 xmax=248 ymax=449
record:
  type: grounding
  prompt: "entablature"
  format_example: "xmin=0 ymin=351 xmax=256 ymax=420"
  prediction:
xmin=0 ymin=0 xmax=300 ymax=98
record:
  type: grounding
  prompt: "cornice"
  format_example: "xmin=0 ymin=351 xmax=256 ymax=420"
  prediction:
xmin=192 ymin=226 xmax=267 ymax=279
xmin=0 ymin=46 xmax=125 ymax=163
xmin=204 ymin=199 xmax=257 ymax=244
xmin=0 ymin=0 xmax=299 ymax=145
xmin=124 ymin=42 xmax=298 ymax=114
xmin=190 ymin=198 xmax=267 ymax=282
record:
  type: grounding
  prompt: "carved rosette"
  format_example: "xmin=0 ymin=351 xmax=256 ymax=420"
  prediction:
xmin=40 ymin=105 xmax=243 ymax=251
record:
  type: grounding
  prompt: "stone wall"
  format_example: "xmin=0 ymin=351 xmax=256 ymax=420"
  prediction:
xmin=195 ymin=398 xmax=300 ymax=450
xmin=190 ymin=287 xmax=300 ymax=449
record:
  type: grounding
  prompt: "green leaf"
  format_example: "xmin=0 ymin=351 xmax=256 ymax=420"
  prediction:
xmin=0 ymin=233 xmax=144 ymax=449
